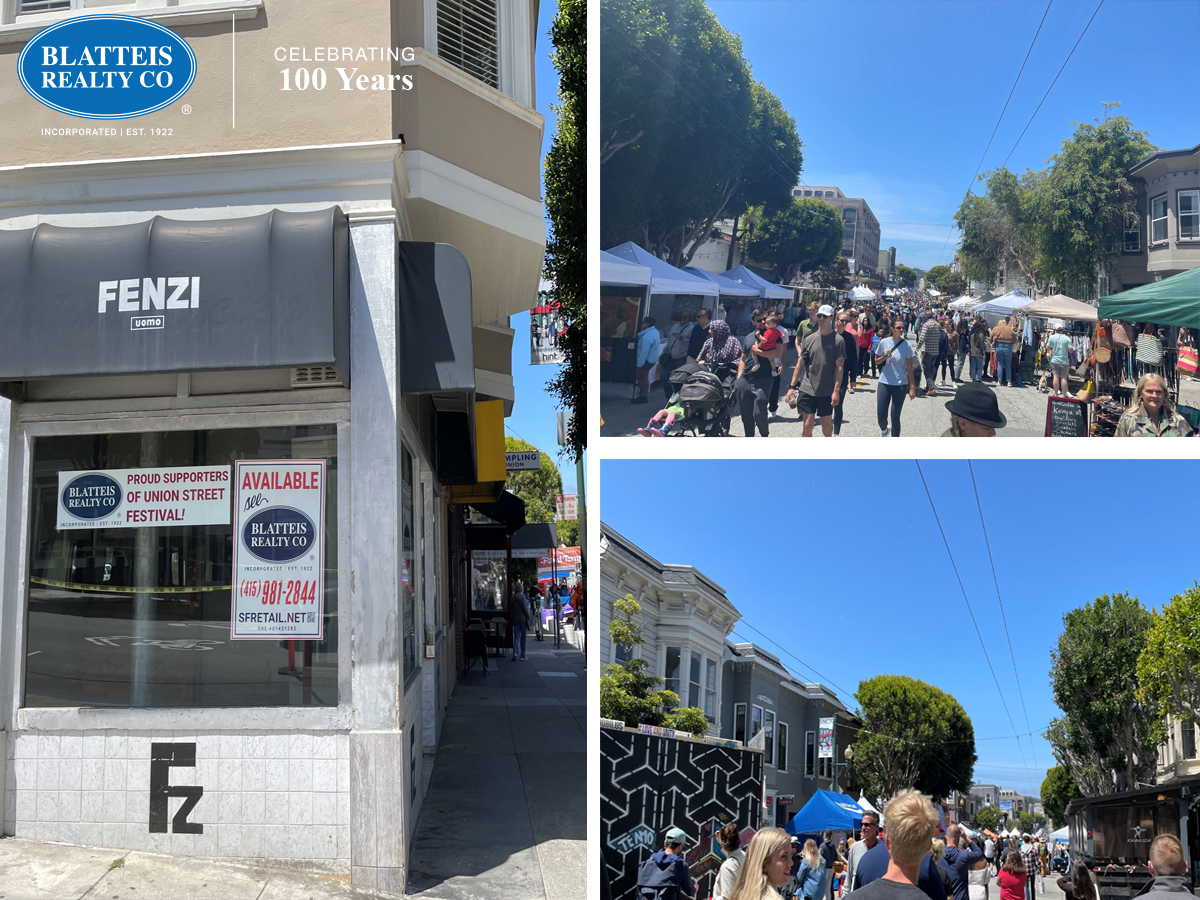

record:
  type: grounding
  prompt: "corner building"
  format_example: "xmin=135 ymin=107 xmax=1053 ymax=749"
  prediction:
xmin=0 ymin=1 xmax=545 ymax=893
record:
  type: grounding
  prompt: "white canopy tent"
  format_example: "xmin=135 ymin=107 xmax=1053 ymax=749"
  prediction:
xmin=857 ymin=792 xmax=884 ymax=827
xmin=850 ymin=285 xmax=876 ymax=302
xmin=722 ymin=265 xmax=793 ymax=301
xmin=1051 ymin=826 xmax=1069 ymax=843
xmin=600 ymin=250 xmax=651 ymax=287
xmin=604 ymin=242 xmax=721 ymax=298
xmin=883 ymin=288 xmax=896 ymax=297
xmin=948 ymin=295 xmax=977 ymax=310
xmin=928 ymin=288 xmax=942 ymax=298
xmin=1020 ymin=293 xmax=1098 ymax=322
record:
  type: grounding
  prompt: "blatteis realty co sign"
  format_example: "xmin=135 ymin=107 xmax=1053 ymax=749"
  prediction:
xmin=18 ymin=15 xmax=197 ymax=120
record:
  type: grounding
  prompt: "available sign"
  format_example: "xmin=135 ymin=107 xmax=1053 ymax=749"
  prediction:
xmin=505 ymin=450 xmax=541 ymax=471
xmin=57 ymin=466 xmax=230 ymax=530
xmin=231 ymin=460 xmax=325 ymax=640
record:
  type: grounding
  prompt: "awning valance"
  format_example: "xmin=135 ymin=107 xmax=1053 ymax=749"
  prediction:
xmin=0 ymin=207 xmax=349 ymax=382
xmin=399 ymin=242 xmax=475 ymax=395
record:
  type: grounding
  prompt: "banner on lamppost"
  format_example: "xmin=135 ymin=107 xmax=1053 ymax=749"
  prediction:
xmin=530 ymin=300 xmax=568 ymax=365
xmin=818 ymin=717 xmax=834 ymax=759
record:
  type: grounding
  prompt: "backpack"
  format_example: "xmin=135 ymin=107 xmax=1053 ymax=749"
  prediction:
xmin=637 ymin=856 xmax=683 ymax=900
xmin=938 ymin=330 xmax=949 ymax=356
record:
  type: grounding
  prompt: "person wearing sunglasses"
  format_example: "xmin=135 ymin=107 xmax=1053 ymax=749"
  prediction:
xmin=874 ymin=319 xmax=916 ymax=436
xmin=786 ymin=304 xmax=845 ymax=437
xmin=831 ymin=313 xmax=859 ymax=436
xmin=735 ymin=309 xmax=775 ymax=436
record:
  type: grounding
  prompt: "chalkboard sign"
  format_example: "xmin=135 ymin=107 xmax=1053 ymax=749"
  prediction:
xmin=1045 ymin=396 xmax=1088 ymax=437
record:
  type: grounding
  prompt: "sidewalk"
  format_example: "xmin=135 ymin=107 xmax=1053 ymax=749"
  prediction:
xmin=0 ymin=836 xmax=376 ymax=899
xmin=406 ymin=633 xmax=586 ymax=900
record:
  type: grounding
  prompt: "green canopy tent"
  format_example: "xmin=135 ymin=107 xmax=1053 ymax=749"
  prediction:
xmin=1097 ymin=268 xmax=1200 ymax=328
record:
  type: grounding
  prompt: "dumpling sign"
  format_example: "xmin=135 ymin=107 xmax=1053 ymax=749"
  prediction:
xmin=231 ymin=460 xmax=326 ymax=641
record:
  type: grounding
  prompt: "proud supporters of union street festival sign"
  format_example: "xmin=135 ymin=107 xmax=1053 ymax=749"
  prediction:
xmin=232 ymin=460 xmax=326 ymax=641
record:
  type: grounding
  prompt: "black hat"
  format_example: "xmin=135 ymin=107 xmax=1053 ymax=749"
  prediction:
xmin=944 ymin=382 xmax=1007 ymax=429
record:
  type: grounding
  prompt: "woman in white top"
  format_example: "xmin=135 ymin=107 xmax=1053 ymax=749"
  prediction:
xmin=966 ymin=836 xmax=991 ymax=900
xmin=714 ymin=823 xmax=746 ymax=900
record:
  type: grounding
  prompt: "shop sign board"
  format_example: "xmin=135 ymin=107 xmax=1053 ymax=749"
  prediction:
xmin=556 ymin=493 xmax=578 ymax=521
xmin=231 ymin=460 xmax=325 ymax=640
xmin=505 ymin=450 xmax=541 ymax=470
xmin=818 ymin=717 xmax=835 ymax=759
xmin=57 ymin=466 xmax=230 ymax=530
xmin=18 ymin=15 xmax=198 ymax=120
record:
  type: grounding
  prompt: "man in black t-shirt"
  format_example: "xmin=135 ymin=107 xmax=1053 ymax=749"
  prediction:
xmin=735 ymin=308 xmax=774 ymax=436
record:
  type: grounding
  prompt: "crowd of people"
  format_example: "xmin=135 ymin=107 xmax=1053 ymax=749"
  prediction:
xmin=631 ymin=792 xmax=1192 ymax=900
xmin=631 ymin=293 xmax=1193 ymax=437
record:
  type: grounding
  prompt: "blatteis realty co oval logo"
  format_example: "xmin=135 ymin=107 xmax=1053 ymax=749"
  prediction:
xmin=243 ymin=506 xmax=316 ymax=563
xmin=18 ymin=14 xmax=197 ymax=120
xmin=61 ymin=472 xmax=123 ymax=520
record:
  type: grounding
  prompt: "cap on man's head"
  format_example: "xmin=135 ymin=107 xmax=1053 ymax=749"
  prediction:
xmin=818 ymin=304 xmax=835 ymax=317
xmin=665 ymin=827 xmax=688 ymax=845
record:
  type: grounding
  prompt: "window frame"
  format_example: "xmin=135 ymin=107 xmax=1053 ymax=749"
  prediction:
xmin=9 ymin=404 xmax=353 ymax=733
xmin=1122 ymin=212 xmax=1141 ymax=253
xmin=764 ymin=709 xmax=775 ymax=767
xmin=777 ymin=721 xmax=789 ymax=772
xmin=1183 ymin=717 xmax=1197 ymax=760
xmin=664 ymin=645 xmax=682 ymax=698
xmin=1151 ymin=193 xmax=1169 ymax=244
xmin=704 ymin=657 xmax=717 ymax=723
xmin=4 ymin=1 xmax=265 ymax=38
xmin=805 ymin=730 xmax=816 ymax=777
xmin=734 ymin=702 xmax=747 ymax=744
xmin=751 ymin=704 xmax=764 ymax=744
xmin=1177 ymin=189 xmax=1199 ymax=241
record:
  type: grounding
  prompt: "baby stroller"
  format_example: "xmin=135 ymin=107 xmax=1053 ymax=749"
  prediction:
xmin=668 ymin=362 xmax=735 ymax=436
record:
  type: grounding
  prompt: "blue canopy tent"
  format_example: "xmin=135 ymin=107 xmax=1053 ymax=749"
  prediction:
xmin=785 ymin=789 xmax=865 ymax=835
xmin=722 ymin=265 xmax=793 ymax=301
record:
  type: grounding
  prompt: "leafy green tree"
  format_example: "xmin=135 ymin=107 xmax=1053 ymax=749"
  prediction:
xmin=974 ymin=805 xmax=1002 ymax=832
xmin=811 ymin=254 xmax=851 ymax=290
xmin=1137 ymin=583 xmax=1200 ymax=725
xmin=1041 ymin=766 xmax=1083 ymax=826
xmin=895 ymin=265 xmax=920 ymax=289
xmin=601 ymin=594 xmax=708 ymax=734
xmin=850 ymin=674 xmax=977 ymax=803
xmin=504 ymin=437 xmax=563 ymax=524
xmin=1046 ymin=592 xmax=1165 ymax=795
xmin=1018 ymin=811 xmax=1036 ymax=834
xmin=955 ymin=167 xmax=1049 ymax=294
xmin=556 ymin=518 xmax=579 ymax=547
xmin=600 ymin=0 xmax=803 ymax=265
xmin=926 ymin=265 xmax=951 ymax=288
xmin=744 ymin=198 xmax=842 ymax=284
xmin=544 ymin=0 xmax=585 ymax=460
xmin=1038 ymin=106 xmax=1159 ymax=299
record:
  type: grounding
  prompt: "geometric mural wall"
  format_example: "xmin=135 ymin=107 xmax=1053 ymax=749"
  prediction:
xmin=601 ymin=728 xmax=763 ymax=900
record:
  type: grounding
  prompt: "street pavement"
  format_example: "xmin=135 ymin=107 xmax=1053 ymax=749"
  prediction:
xmin=601 ymin=345 xmax=1200 ymax=438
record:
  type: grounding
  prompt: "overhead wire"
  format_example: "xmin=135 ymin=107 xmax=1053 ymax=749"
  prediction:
xmin=1000 ymin=0 xmax=1106 ymax=169
xmin=968 ymin=461 xmax=1045 ymax=784
xmin=914 ymin=461 xmax=1039 ymax=795
xmin=935 ymin=0 xmax=1053 ymax=268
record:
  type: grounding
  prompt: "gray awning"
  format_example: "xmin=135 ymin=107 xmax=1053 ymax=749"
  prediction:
xmin=399 ymin=242 xmax=475 ymax=394
xmin=511 ymin=523 xmax=558 ymax=556
xmin=0 ymin=207 xmax=349 ymax=382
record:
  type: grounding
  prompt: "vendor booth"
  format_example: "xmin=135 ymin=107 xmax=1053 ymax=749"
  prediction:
xmin=720 ymin=265 xmax=792 ymax=336
xmin=599 ymin=250 xmax=652 ymax=386
xmin=948 ymin=295 xmax=977 ymax=311
xmin=601 ymin=243 xmax=719 ymax=389
xmin=972 ymin=290 xmax=1034 ymax=325
xmin=682 ymin=265 xmax=762 ymax=331
xmin=785 ymin=789 xmax=865 ymax=836
xmin=850 ymin=285 xmax=876 ymax=303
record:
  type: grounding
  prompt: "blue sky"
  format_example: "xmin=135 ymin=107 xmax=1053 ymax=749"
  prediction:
xmin=704 ymin=0 xmax=1200 ymax=272
xmin=505 ymin=0 xmax=579 ymax=494
xmin=602 ymin=458 xmax=1198 ymax=796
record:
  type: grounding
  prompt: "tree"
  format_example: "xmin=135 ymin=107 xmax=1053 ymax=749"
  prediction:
xmin=1038 ymin=106 xmax=1159 ymax=299
xmin=600 ymin=0 xmax=803 ymax=265
xmin=1018 ymin=811 xmax=1036 ymax=834
xmin=556 ymin=518 xmax=579 ymax=547
xmin=974 ymin=805 xmax=1002 ymax=832
xmin=1046 ymin=592 xmax=1165 ymax=796
xmin=1041 ymin=766 xmax=1083 ymax=826
xmin=544 ymin=0 xmax=585 ymax=461
xmin=926 ymin=265 xmax=951 ymax=288
xmin=504 ymin=437 xmax=562 ymax=524
xmin=895 ymin=265 xmax=920 ymax=289
xmin=1137 ymin=583 xmax=1200 ymax=726
xmin=954 ymin=167 xmax=1049 ymax=294
xmin=850 ymin=674 xmax=977 ymax=804
xmin=601 ymin=594 xmax=708 ymax=734
xmin=811 ymin=254 xmax=850 ymax=290
xmin=744 ymin=198 xmax=842 ymax=284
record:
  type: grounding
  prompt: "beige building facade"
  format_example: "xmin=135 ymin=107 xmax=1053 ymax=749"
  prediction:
xmin=0 ymin=1 xmax=544 ymax=893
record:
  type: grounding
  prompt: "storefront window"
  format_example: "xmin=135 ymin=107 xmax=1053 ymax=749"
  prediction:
xmin=470 ymin=553 xmax=507 ymax=612
xmin=23 ymin=425 xmax=338 ymax=708
xmin=401 ymin=448 xmax=416 ymax=683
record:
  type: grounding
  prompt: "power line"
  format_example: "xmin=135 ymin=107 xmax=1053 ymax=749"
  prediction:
xmin=913 ymin=461 xmax=1038 ymax=794
xmin=935 ymin=0 xmax=1053 ymax=268
xmin=729 ymin=620 xmax=854 ymax=700
xmin=968 ymin=462 xmax=1044 ymax=783
xmin=1000 ymin=0 xmax=1105 ymax=169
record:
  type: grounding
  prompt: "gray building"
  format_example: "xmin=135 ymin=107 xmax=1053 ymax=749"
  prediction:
xmin=721 ymin=642 xmax=853 ymax=829
xmin=791 ymin=185 xmax=881 ymax=278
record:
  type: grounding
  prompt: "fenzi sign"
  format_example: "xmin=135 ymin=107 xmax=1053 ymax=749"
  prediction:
xmin=56 ymin=466 xmax=230 ymax=530
xmin=18 ymin=15 xmax=197 ymax=120
xmin=231 ymin=460 xmax=325 ymax=640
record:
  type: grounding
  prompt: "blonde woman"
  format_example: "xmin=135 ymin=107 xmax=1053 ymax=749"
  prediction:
xmin=729 ymin=827 xmax=794 ymax=900
xmin=1115 ymin=372 xmax=1194 ymax=436
xmin=797 ymin=838 xmax=828 ymax=900
xmin=930 ymin=839 xmax=954 ymax=897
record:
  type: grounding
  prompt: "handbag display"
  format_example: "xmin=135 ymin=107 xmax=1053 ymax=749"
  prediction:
xmin=1112 ymin=322 xmax=1136 ymax=347
xmin=1178 ymin=347 xmax=1199 ymax=376
xmin=1136 ymin=332 xmax=1163 ymax=366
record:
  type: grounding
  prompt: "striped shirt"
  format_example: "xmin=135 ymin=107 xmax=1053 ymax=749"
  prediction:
xmin=919 ymin=319 xmax=942 ymax=355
